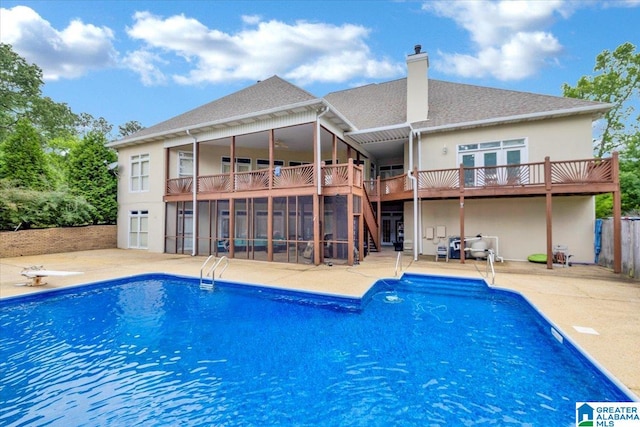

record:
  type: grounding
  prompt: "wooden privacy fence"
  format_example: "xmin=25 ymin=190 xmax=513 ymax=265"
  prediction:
xmin=598 ymin=218 xmax=639 ymax=280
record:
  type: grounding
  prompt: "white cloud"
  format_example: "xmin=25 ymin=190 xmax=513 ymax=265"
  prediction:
xmin=125 ymin=12 xmax=404 ymax=86
xmin=422 ymin=0 xmax=573 ymax=80
xmin=438 ymin=32 xmax=563 ymax=80
xmin=241 ymin=15 xmax=262 ymax=25
xmin=121 ymin=50 xmax=168 ymax=86
xmin=608 ymin=0 xmax=640 ymax=7
xmin=0 ymin=5 xmax=117 ymax=80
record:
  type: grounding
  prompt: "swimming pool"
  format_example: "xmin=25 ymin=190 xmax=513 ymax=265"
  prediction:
xmin=0 ymin=273 xmax=634 ymax=425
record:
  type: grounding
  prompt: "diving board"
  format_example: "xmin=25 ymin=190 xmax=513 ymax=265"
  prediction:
xmin=19 ymin=266 xmax=83 ymax=286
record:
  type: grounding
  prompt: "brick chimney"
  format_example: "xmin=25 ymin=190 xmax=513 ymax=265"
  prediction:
xmin=406 ymin=44 xmax=429 ymax=123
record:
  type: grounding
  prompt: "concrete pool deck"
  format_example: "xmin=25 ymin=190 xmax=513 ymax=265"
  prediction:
xmin=1 ymin=248 xmax=638 ymax=399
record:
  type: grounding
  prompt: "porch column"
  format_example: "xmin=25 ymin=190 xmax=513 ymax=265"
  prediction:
xmin=267 ymin=196 xmax=274 ymax=262
xmin=347 ymin=174 xmax=354 ymax=266
xmin=230 ymin=136 xmax=236 ymax=192
xmin=612 ymin=151 xmax=621 ymax=274
xmin=228 ymin=199 xmax=235 ymax=258
xmin=269 ymin=130 xmax=274 ymax=190
xmin=358 ymin=208 xmax=364 ymax=261
xmin=313 ymin=194 xmax=321 ymax=266
xmin=544 ymin=156 xmax=553 ymax=270
xmin=377 ymin=176 xmax=382 ymax=246
xmin=164 ymin=147 xmax=170 ymax=196
xmin=458 ymin=163 xmax=466 ymax=264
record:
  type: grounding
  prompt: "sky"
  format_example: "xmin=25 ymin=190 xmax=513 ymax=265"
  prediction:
xmin=1 ymin=0 xmax=639 ymax=133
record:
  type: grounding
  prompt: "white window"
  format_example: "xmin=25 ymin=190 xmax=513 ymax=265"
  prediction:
xmin=289 ymin=161 xmax=310 ymax=166
xmin=379 ymin=164 xmax=404 ymax=179
xmin=130 ymin=154 xmax=150 ymax=192
xmin=457 ymin=138 xmax=527 ymax=186
xmin=256 ymin=159 xmax=284 ymax=169
xmin=129 ymin=210 xmax=149 ymax=249
xmin=222 ymin=156 xmax=252 ymax=173
xmin=178 ymin=151 xmax=193 ymax=177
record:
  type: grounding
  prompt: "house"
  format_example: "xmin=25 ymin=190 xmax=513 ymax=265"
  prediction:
xmin=110 ymin=45 xmax=622 ymax=272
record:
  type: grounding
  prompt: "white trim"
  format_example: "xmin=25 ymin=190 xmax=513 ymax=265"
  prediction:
xmin=414 ymin=104 xmax=612 ymax=135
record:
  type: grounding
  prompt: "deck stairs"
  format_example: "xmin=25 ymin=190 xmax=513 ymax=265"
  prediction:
xmin=362 ymin=188 xmax=380 ymax=252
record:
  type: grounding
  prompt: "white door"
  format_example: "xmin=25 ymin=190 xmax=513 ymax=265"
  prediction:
xmin=178 ymin=209 xmax=193 ymax=252
xmin=460 ymin=151 xmax=498 ymax=186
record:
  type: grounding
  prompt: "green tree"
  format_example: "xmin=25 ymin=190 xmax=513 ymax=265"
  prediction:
xmin=30 ymin=96 xmax=79 ymax=141
xmin=66 ymin=131 xmax=117 ymax=224
xmin=0 ymin=180 xmax=96 ymax=230
xmin=562 ymin=42 xmax=640 ymax=158
xmin=0 ymin=43 xmax=43 ymax=142
xmin=118 ymin=120 xmax=144 ymax=138
xmin=0 ymin=43 xmax=79 ymax=143
xmin=0 ymin=119 xmax=53 ymax=190
xmin=77 ymin=112 xmax=113 ymax=138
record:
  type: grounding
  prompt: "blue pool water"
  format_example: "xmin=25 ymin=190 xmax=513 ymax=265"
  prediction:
xmin=0 ymin=273 xmax=633 ymax=426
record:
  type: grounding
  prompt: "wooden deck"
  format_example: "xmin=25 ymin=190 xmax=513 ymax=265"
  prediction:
xmin=165 ymin=156 xmax=618 ymax=202
xmin=365 ymin=156 xmax=618 ymax=202
xmin=163 ymin=155 xmax=621 ymax=273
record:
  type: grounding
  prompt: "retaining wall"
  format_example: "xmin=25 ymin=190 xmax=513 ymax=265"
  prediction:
xmin=0 ymin=225 xmax=117 ymax=258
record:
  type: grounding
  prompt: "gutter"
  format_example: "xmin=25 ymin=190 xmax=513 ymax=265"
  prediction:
xmin=186 ymin=129 xmax=197 ymax=256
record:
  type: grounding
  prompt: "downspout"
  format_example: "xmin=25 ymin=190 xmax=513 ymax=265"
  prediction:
xmin=316 ymin=106 xmax=329 ymax=195
xmin=417 ymin=132 xmax=423 ymax=255
xmin=186 ymin=129 xmax=197 ymax=256
xmin=407 ymin=127 xmax=419 ymax=261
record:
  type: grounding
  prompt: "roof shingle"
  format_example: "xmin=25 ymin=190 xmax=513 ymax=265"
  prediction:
xmin=117 ymin=75 xmax=318 ymax=143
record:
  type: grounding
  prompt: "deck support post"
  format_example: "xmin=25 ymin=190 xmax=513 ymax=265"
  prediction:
xmin=612 ymin=152 xmax=622 ymax=274
xmin=544 ymin=156 xmax=553 ymax=270
xmin=458 ymin=163 xmax=465 ymax=264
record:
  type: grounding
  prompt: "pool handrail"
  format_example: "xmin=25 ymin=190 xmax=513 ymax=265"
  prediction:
xmin=200 ymin=255 xmax=229 ymax=289
xmin=486 ymin=249 xmax=496 ymax=285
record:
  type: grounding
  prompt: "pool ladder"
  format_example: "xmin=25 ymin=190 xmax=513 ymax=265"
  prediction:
xmin=200 ymin=255 xmax=228 ymax=290
xmin=486 ymin=249 xmax=496 ymax=285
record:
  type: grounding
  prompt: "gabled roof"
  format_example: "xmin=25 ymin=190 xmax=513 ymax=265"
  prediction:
xmin=112 ymin=76 xmax=321 ymax=146
xmin=326 ymin=78 xmax=609 ymax=135
xmin=415 ymin=79 xmax=609 ymax=132
xmin=112 ymin=73 xmax=610 ymax=149
xmin=324 ymin=79 xmax=406 ymax=130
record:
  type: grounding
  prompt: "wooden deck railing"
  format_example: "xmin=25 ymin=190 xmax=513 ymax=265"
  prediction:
xmin=167 ymin=161 xmax=362 ymax=196
xmin=273 ymin=164 xmax=314 ymax=188
xmin=167 ymin=156 xmax=616 ymax=199
xmin=363 ymin=156 xmax=616 ymax=200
